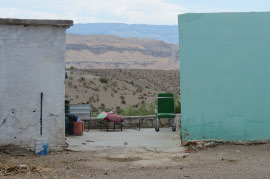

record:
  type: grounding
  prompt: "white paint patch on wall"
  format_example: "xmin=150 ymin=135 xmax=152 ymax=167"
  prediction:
xmin=0 ymin=23 xmax=70 ymax=149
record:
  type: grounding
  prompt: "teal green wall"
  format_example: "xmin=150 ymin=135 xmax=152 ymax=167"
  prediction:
xmin=178 ymin=12 xmax=270 ymax=142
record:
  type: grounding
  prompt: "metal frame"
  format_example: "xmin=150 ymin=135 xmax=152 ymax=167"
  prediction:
xmin=155 ymin=93 xmax=176 ymax=132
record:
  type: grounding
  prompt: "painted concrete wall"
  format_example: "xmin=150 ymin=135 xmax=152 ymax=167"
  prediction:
xmin=0 ymin=25 xmax=67 ymax=149
xmin=178 ymin=12 xmax=270 ymax=142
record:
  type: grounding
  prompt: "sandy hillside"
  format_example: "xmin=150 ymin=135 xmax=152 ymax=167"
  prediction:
xmin=65 ymin=69 xmax=180 ymax=115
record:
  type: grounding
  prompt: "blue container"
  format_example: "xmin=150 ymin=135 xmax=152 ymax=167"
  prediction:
xmin=34 ymin=138 xmax=49 ymax=156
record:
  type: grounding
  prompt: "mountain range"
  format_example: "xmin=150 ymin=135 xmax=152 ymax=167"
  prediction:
xmin=66 ymin=34 xmax=179 ymax=70
xmin=67 ymin=23 xmax=179 ymax=44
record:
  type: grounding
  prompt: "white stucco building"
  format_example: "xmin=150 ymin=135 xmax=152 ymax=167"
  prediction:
xmin=0 ymin=18 xmax=73 ymax=149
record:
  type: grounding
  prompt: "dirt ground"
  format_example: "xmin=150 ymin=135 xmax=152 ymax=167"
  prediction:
xmin=1 ymin=143 xmax=270 ymax=179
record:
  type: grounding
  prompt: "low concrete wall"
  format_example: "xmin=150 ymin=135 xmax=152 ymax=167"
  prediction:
xmin=82 ymin=114 xmax=181 ymax=130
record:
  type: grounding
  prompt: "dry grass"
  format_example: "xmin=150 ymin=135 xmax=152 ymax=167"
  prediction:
xmin=0 ymin=164 xmax=41 ymax=176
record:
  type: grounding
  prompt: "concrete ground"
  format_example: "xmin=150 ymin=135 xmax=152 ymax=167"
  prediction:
xmin=66 ymin=128 xmax=184 ymax=153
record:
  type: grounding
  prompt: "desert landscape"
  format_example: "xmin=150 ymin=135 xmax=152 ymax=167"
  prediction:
xmin=1 ymin=4 xmax=270 ymax=179
xmin=65 ymin=33 xmax=181 ymax=116
xmin=65 ymin=69 xmax=180 ymax=116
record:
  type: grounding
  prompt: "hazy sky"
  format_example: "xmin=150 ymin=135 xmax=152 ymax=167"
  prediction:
xmin=0 ymin=0 xmax=269 ymax=25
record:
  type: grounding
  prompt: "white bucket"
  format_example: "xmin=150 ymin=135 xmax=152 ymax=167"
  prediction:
xmin=34 ymin=138 xmax=49 ymax=156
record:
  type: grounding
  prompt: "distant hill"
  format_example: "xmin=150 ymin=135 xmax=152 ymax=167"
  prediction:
xmin=65 ymin=69 xmax=180 ymax=114
xmin=67 ymin=23 xmax=179 ymax=44
xmin=66 ymin=34 xmax=179 ymax=70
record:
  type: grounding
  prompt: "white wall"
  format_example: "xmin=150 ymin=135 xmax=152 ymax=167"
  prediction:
xmin=0 ymin=25 xmax=67 ymax=149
